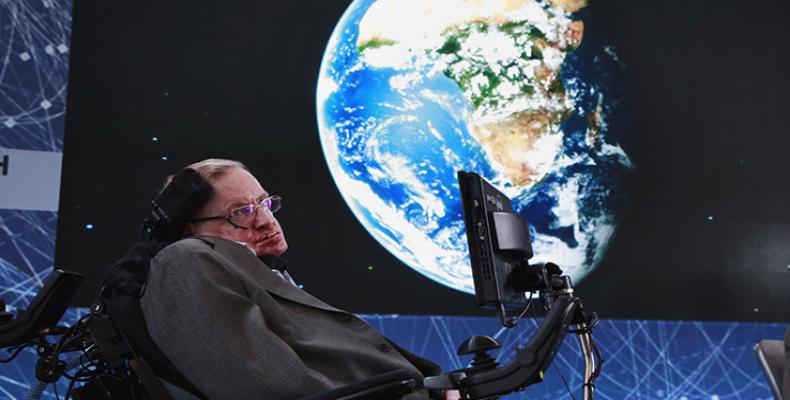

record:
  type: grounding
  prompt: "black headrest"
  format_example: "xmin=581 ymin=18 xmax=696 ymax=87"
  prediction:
xmin=140 ymin=168 xmax=213 ymax=243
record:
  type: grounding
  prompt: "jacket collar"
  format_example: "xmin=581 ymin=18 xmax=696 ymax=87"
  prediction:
xmin=190 ymin=235 xmax=343 ymax=313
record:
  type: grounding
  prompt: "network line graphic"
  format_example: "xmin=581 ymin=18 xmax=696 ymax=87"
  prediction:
xmin=363 ymin=315 xmax=783 ymax=400
xmin=0 ymin=0 xmax=71 ymax=152
xmin=0 ymin=0 xmax=783 ymax=398
xmin=575 ymin=320 xmax=780 ymax=399
xmin=0 ymin=0 xmax=77 ymax=397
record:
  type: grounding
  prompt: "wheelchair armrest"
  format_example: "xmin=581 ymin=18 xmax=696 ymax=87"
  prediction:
xmin=299 ymin=369 xmax=418 ymax=400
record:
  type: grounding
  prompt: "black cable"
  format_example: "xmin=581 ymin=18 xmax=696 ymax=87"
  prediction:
xmin=54 ymin=315 xmax=86 ymax=353
xmin=0 ymin=345 xmax=27 ymax=363
xmin=52 ymin=380 xmax=60 ymax=400
xmin=46 ymin=311 xmax=99 ymax=396
xmin=61 ymin=330 xmax=90 ymax=352
xmin=62 ymin=350 xmax=100 ymax=381
xmin=576 ymin=322 xmax=604 ymax=398
xmin=528 ymin=296 xmax=540 ymax=318
xmin=64 ymin=374 xmax=76 ymax=400
xmin=589 ymin=335 xmax=604 ymax=383
xmin=79 ymin=350 xmax=101 ymax=371
xmin=63 ymin=365 xmax=101 ymax=382
xmin=65 ymin=363 xmax=99 ymax=400
xmin=566 ymin=318 xmax=598 ymax=335
xmin=64 ymin=353 xmax=105 ymax=383
xmin=53 ymin=312 xmax=97 ymax=358
xmin=508 ymin=291 xmax=535 ymax=326
xmin=587 ymin=313 xmax=600 ymax=330
xmin=551 ymin=362 xmax=577 ymax=400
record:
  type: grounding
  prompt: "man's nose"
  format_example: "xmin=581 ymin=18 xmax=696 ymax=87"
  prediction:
xmin=252 ymin=206 xmax=275 ymax=228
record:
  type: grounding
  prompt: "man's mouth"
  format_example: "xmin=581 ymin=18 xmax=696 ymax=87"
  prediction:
xmin=259 ymin=231 xmax=280 ymax=242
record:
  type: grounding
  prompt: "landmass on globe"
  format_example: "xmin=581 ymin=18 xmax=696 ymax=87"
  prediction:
xmin=357 ymin=0 xmax=586 ymax=187
xmin=316 ymin=0 xmax=633 ymax=295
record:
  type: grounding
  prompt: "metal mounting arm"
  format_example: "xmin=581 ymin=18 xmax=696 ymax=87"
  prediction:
xmin=424 ymin=275 xmax=601 ymax=400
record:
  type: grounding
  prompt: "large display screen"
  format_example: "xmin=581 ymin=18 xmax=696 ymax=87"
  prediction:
xmin=55 ymin=0 xmax=790 ymax=321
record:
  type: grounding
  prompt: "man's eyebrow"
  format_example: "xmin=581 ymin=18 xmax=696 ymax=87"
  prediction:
xmin=227 ymin=193 xmax=269 ymax=209
xmin=227 ymin=201 xmax=248 ymax=209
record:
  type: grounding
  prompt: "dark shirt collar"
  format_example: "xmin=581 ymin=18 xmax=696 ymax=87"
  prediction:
xmin=258 ymin=255 xmax=288 ymax=272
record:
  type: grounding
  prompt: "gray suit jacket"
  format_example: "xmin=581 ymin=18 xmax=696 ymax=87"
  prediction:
xmin=141 ymin=236 xmax=434 ymax=399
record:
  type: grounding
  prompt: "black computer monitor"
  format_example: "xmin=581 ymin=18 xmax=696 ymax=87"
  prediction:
xmin=457 ymin=171 xmax=533 ymax=309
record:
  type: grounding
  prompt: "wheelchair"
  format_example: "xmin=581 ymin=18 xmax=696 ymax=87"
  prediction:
xmin=0 ymin=262 xmax=600 ymax=400
xmin=0 ymin=169 xmax=602 ymax=399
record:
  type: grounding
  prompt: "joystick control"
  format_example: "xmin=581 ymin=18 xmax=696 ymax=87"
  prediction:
xmin=457 ymin=335 xmax=501 ymax=372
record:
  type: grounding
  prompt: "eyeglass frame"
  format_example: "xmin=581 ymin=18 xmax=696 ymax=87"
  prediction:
xmin=189 ymin=195 xmax=282 ymax=230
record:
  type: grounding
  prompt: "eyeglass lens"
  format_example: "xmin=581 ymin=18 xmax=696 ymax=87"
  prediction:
xmin=230 ymin=196 xmax=281 ymax=225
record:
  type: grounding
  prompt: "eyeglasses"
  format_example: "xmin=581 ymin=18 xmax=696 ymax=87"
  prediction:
xmin=190 ymin=195 xmax=282 ymax=229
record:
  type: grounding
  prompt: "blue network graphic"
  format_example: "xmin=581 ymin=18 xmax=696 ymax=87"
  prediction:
xmin=363 ymin=315 xmax=784 ymax=399
xmin=0 ymin=0 xmax=782 ymax=398
xmin=0 ymin=0 xmax=78 ymax=398
xmin=0 ymin=0 xmax=70 ymax=152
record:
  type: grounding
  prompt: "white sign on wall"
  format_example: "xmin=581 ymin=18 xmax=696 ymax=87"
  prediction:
xmin=0 ymin=148 xmax=62 ymax=212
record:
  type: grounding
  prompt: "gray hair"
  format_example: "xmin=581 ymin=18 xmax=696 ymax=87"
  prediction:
xmin=162 ymin=158 xmax=248 ymax=190
xmin=186 ymin=158 xmax=248 ymax=182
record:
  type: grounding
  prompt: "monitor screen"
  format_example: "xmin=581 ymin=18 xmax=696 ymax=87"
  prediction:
xmin=457 ymin=170 xmax=533 ymax=309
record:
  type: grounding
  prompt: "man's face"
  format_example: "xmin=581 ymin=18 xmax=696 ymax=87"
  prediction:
xmin=187 ymin=167 xmax=288 ymax=256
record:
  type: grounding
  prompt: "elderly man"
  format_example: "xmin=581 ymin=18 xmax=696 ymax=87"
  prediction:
xmin=140 ymin=158 xmax=443 ymax=399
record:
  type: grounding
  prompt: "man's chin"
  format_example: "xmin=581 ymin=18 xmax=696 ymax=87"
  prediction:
xmin=255 ymin=240 xmax=287 ymax=257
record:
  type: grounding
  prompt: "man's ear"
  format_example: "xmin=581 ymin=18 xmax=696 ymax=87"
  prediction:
xmin=185 ymin=220 xmax=213 ymax=237
xmin=184 ymin=222 xmax=197 ymax=237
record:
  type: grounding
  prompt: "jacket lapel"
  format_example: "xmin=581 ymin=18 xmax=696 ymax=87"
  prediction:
xmin=195 ymin=236 xmax=344 ymax=314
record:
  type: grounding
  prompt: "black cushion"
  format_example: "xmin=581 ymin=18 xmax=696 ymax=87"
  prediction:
xmin=101 ymin=241 xmax=207 ymax=399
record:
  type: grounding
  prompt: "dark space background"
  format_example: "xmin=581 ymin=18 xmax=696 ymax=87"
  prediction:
xmin=56 ymin=0 xmax=790 ymax=321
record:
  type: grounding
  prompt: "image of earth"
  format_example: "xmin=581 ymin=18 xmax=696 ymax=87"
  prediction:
xmin=316 ymin=0 xmax=633 ymax=295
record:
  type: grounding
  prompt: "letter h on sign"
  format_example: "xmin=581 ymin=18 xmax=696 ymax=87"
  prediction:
xmin=0 ymin=154 xmax=7 ymax=176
